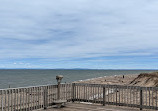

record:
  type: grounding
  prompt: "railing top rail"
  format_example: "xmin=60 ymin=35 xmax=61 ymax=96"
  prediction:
xmin=0 ymin=82 xmax=157 ymax=91
xmin=74 ymin=82 xmax=158 ymax=89
xmin=0 ymin=83 xmax=72 ymax=91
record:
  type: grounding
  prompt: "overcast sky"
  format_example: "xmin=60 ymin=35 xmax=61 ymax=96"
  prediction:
xmin=0 ymin=0 xmax=158 ymax=69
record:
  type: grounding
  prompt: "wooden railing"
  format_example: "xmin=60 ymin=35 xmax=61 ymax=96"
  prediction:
xmin=0 ymin=83 xmax=158 ymax=111
xmin=0 ymin=84 xmax=72 ymax=111
xmin=73 ymin=83 xmax=158 ymax=110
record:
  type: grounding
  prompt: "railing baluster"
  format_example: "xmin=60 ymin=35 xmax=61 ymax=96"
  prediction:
xmin=63 ymin=84 xmax=65 ymax=100
xmin=121 ymin=86 xmax=123 ymax=104
xmin=5 ymin=90 xmax=6 ymax=111
xmin=22 ymin=88 xmax=24 ymax=110
xmin=118 ymin=86 xmax=120 ymax=105
xmin=28 ymin=88 xmax=30 ymax=111
xmin=127 ymin=86 xmax=128 ymax=106
xmin=145 ymin=87 xmax=147 ymax=106
xmin=65 ymin=84 xmax=66 ymax=100
xmin=41 ymin=86 xmax=43 ymax=108
xmin=103 ymin=86 xmax=105 ymax=106
xmin=8 ymin=90 xmax=10 ymax=111
xmin=107 ymin=85 xmax=109 ymax=103
xmin=1 ymin=90 xmax=4 ymax=111
xmin=125 ymin=86 xmax=127 ymax=106
xmin=95 ymin=85 xmax=97 ymax=103
xmin=149 ymin=87 xmax=151 ymax=108
xmin=79 ymin=84 xmax=81 ymax=100
xmin=35 ymin=87 xmax=36 ymax=109
xmin=25 ymin=88 xmax=27 ymax=111
xmin=39 ymin=87 xmax=41 ymax=109
xmin=43 ymin=86 xmax=48 ymax=109
xmin=36 ymin=87 xmax=38 ymax=109
xmin=135 ymin=87 xmax=136 ymax=106
xmin=11 ymin=89 xmax=13 ymax=111
xmin=69 ymin=84 xmax=71 ymax=100
xmin=140 ymin=87 xmax=143 ymax=110
xmin=113 ymin=85 xmax=114 ymax=104
xmin=17 ymin=89 xmax=19 ymax=111
xmin=47 ymin=86 xmax=49 ymax=105
xmin=77 ymin=84 xmax=78 ymax=100
xmin=32 ymin=87 xmax=33 ymax=110
xmin=98 ymin=85 xmax=99 ymax=103
xmin=52 ymin=85 xmax=54 ymax=102
xmin=72 ymin=83 xmax=75 ymax=102
xmin=14 ymin=89 xmax=16 ymax=111
xmin=76 ymin=84 xmax=78 ymax=101
xmin=152 ymin=87 xmax=154 ymax=108
xmin=38 ymin=87 xmax=40 ymax=109
xmin=33 ymin=87 xmax=35 ymax=110
xmin=156 ymin=88 xmax=157 ymax=110
xmin=67 ymin=84 xmax=69 ymax=100
xmin=40 ymin=87 xmax=42 ymax=108
xmin=130 ymin=86 xmax=132 ymax=106
xmin=50 ymin=86 xmax=52 ymax=104
xmin=19 ymin=89 xmax=21 ymax=111
xmin=86 ymin=84 xmax=87 ymax=102
xmin=70 ymin=84 xmax=71 ymax=100
xmin=115 ymin=85 xmax=117 ymax=105
xmin=92 ymin=85 xmax=94 ymax=102
xmin=113 ymin=86 xmax=115 ymax=105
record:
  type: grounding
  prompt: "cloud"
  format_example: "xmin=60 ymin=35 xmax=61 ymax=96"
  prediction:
xmin=0 ymin=0 xmax=158 ymax=68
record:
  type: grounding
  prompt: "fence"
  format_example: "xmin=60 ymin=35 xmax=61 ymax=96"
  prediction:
xmin=0 ymin=83 xmax=158 ymax=111
xmin=0 ymin=84 xmax=72 ymax=111
xmin=73 ymin=83 xmax=158 ymax=110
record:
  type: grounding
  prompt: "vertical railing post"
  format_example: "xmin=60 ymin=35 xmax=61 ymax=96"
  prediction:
xmin=103 ymin=86 xmax=105 ymax=106
xmin=57 ymin=82 xmax=60 ymax=100
xmin=140 ymin=87 xmax=143 ymax=110
xmin=84 ymin=84 xmax=85 ymax=99
xmin=72 ymin=83 xmax=75 ymax=102
xmin=156 ymin=88 xmax=158 ymax=110
xmin=1 ymin=90 xmax=3 ymax=111
xmin=56 ymin=75 xmax=63 ymax=100
xmin=44 ymin=86 xmax=48 ymax=109
xmin=116 ymin=85 xmax=118 ymax=106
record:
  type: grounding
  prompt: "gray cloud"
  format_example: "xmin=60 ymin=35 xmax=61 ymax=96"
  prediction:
xmin=0 ymin=0 xmax=158 ymax=61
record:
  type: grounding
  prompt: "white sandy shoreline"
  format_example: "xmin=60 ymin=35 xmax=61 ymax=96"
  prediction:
xmin=74 ymin=73 xmax=139 ymax=85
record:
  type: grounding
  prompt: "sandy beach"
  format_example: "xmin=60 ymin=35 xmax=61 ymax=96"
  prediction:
xmin=75 ymin=74 xmax=138 ymax=85
xmin=75 ymin=71 xmax=158 ymax=87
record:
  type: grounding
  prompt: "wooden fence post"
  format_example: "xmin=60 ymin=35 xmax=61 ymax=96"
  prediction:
xmin=116 ymin=85 xmax=118 ymax=106
xmin=140 ymin=87 xmax=143 ymax=110
xmin=103 ymin=86 xmax=105 ymax=106
xmin=57 ymin=82 xmax=61 ymax=100
xmin=44 ymin=86 xmax=48 ymax=109
xmin=1 ymin=90 xmax=3 ymax=111
xmin=72 ymin=83 xmax=75 ymax=102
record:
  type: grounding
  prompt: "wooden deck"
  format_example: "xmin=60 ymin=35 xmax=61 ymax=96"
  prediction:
xmin=1 ymin=83 xmax=158 ymax=110
xmin=36 ymin=102 xmax=149 ymax=111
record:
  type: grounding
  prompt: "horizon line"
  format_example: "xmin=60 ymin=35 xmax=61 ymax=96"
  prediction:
xmin=0 ymin=68 xmax=157 ymax=70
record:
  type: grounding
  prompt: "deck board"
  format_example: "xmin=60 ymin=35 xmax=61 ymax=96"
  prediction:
xmin=36 ymin=102 xmax=149 ymax=111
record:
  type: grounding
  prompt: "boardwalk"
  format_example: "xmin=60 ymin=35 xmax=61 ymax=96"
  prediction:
xmin=37 ymin=102 xmax=146 ymax=111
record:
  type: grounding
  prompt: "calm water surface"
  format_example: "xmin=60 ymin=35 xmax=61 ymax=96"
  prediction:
xmin=0 ymin=69 xmax=157 ymax=89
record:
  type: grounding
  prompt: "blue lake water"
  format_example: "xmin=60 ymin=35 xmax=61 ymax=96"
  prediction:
xmin=0 ymin=69 xmax=157 ymax=89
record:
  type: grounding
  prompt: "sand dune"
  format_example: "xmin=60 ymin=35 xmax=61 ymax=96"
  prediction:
xmin=130 ymin=72 xmax=158 ymax=87
xmin=76 ymin=72 xmax=158 ymax=87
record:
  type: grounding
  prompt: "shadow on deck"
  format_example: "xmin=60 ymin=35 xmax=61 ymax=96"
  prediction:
xmin=36 ymin=102 xmax=147 ymax=111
